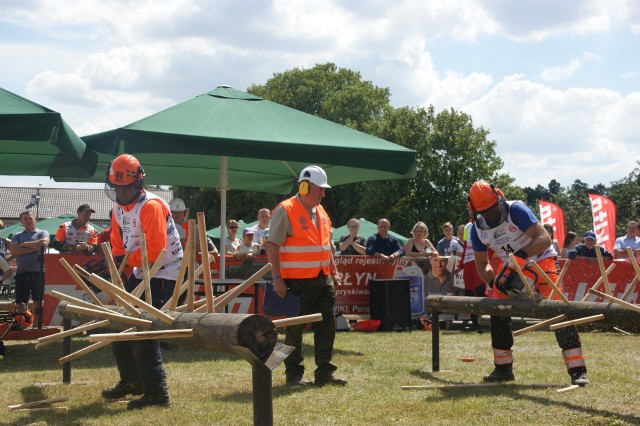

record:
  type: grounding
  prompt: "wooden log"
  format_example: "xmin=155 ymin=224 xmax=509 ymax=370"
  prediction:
xmin=197 ymin=212 xmax=215 ymax=313
xmin=528 ymin=261 xmax=569 ymax=304
xmin=58 ymin=258 xmax=104 ymax=307
xmin=65 ymin=304 xmax=152 ymax=328
xmin=580 ymin=263 xmax=616 ymax=302
xmin=508 ymin=254 xmax=537 ymax=301
xmin=88 ymin=329 xmax=193 ymax=342
xmin=424 ymin=295 xmax=640 ymax=331
xmin=588 ymin=288 xmax=640 ymax=314
xmin=272 ymin=313 xmax=323 ymax=328
xmin=549 ymin=314 xmax=605 ymax=330
xmin=59 ymin=327 xmax=136 ymax=364
xmin=512 ymin=314 xmax=567 ymax=337
xmin=8 ymin=397 xmax=69 ymax=411
xmin=594 ymin=245 xmax=612 ymax=295
xmin=58 ymin=301 xmax=278 ymax=360
xmin=35 ymin=319 xmax=111 ymax=349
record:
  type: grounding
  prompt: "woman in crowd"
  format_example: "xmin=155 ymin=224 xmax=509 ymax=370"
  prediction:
xmin=405 ymin=221 xmax=438 ymax=259
xmin=338 ymin=218 xmax=366 ymax=255
xmin=561 ymin=231 xmax=578 ymax=258
xmin=225 ymin=220 xmax=242 ymax=256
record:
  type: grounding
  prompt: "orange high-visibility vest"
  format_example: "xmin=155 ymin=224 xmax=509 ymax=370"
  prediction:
xmin=278 ymin=196 xmax=332 ymax=279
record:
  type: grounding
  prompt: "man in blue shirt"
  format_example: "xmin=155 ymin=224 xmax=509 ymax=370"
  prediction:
xmin=613 ymin=222 xmax=640 ymax=259
xmin=365 ymin=218 xmax=404 ymax=263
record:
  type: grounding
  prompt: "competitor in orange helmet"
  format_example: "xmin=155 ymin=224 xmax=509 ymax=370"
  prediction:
xmin=102 ymin=154 xmax=183 ymax=409
xmin=468 ymin=180 xmax=590 ymax=387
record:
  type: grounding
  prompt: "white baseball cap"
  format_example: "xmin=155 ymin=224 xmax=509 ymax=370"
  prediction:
xmin=298 ymin=165 xmax=331 ymax=188
xmin=169 ymin=197 xmax=187 ymax=212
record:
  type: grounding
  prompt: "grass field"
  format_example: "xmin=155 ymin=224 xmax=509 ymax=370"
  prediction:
xmin=1 ymin=327 xmax=639 ymax=425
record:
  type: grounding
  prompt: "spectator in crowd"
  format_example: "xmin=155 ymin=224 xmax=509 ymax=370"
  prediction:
xmin=613 ymin=221 xmax=640 ymax=258
xmin=404 ymin=221 xmax=437 ymax=259
xmin=236 ymin=228 xmax=261 ymax=259
xmin=96 ymin=209 xmax=114 ymax=254
xmin=0 ymin=235 xmax=10 ymax=260
xmin=543 ymin=223 xmax=561 ymax=255
xmin=338 ymin=218 xmax=366 ymax=255
xmin=0 ymin=254 xmax=14 ymax=282
xmin=169 ymin=197 xmax=218 ymax=256
xmin=437 ymin=221 xmax=463 ymax=256
xmin=425 ymin=256 xmax=454 ymax=295
xmin=266 ymin=165 xmax=345 ymax=387
xmin=568 ymin=231 xmax=614 ymax=261
xmin=561 ymin=231 xmax=578 ymax=258
xmin=102 ymin=154 xmax=183 ymax=409
xmin=456 ymin=224 xmax=465 ymax=244
xmin=0 ymin=219 xmax=4 ymax=229
xmin=458 ymin=220 xmax=486 ymax=297
xmin=224 ymin=220 xmax=242 ymax=256
xmin=10 ymin=211 xmax=49 ymax=322
xmin=365 ymin=218 xmax=404 ymax=263
xmin=248 ymin=208 xmax=271 ymax=252
xmin=50 ymin=204 xmax=98 ymax=255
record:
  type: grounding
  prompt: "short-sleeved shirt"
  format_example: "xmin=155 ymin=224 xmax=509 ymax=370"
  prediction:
xmin=248 ymin=224 xmax=270 ymax=244
xmin=268 ymin=195 xmax=317 ymax=246
xmin=11 ymin=229 xmax=49 ymax=273
xmin=436 ymin=238 xmax=463 ymax=256
xmin=614 ymin=235 xmax=640 ymax=252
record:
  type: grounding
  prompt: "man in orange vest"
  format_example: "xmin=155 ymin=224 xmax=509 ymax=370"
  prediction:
xmin=51 ymin=204 xmax=98 ymax=255
xmin=266 ymin=165 xmax=346 ymax=387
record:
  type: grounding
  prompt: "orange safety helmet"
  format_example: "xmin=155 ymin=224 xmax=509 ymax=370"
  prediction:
xmin=467 ymin=180 xmax=505 ymax=214
xmin=106 ymin=154 xmax=145 ymax=188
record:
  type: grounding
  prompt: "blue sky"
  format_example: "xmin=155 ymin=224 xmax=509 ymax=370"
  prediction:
xmin=1 ymin=0 xmax=639 ymax=189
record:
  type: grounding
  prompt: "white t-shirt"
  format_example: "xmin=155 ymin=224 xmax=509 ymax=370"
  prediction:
xmin=238 ymin=242 xmax=261 ymax=255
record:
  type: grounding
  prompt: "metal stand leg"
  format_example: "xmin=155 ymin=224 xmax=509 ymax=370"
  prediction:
xmin=431 ymin=312 xmax=440 ymax=372
xmin=62 ymin=318 xmax=71 ymax=384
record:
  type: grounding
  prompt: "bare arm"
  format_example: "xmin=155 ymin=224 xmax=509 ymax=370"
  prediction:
xmin=266 ymin=241 xmax=287 ymax=297
xmin=10 ymin=237 xmax=49 ymax=256
xmin=518 ymin=222 xmax=552 ymax=258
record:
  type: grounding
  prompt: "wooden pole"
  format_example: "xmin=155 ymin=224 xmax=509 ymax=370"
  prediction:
xmin=58 ymin=327 xmax=136 ymax=364
xmin=588 ymin=288 xmax=640 ymax=314
xmin=130 ymin=249 xmax=167 ymax=299
xmin=194 ymin=263 xmax=271 ymax=313
xmin=197 ymin=212 xmax=215 ymax=313
xmin=58 ymin=258 xmax=104 ymax=307
xmin=101 ymin=242 xmax=124 ymax=289
xmin=556 ymin=385 xmax=580 ymax=393
xmin=272 ymin=313 xmax=322 ymax=328
xmin=139 ymin=233 xmax=152 ymax=303
xmin=580 ymin=263 xmax=616 ymax=302
xmin=88 ymin=329 xmax=193 ymax=342
xmin=554 ymin=258 xmax=571 ymax=294
xmin=81 ymin=270 xmax=175 ymax=325
xmin=165 ymin=254 xmax=215 ymax=310
xmin=8 ymin=397 xmax=69 ymax=411
xmin=594 ymin=245 xmax=612 ymax=295
xmin=117 ymin=251 xmax=132 ymax=277
xmin=549 ymin=314 xmax=605 ymax=330
xmin=508 ymin=254 xmax=537 ymax=301
xmin=187 ymin=219 xmax=196 ymax=311
xmin=512 ymin=314 xmax=567 ymax=337
xmin=71 ymin=265 xmax=142 ymax=317
xmin=620 ymin=276 xmax=639 ymax=302
xmin=35 ymin=319 xmax=111 ymax=349
xmin=166 ymin=242 xmax=190 ymax=311
xmin=65 ymin=304 xmax=152 ymax=328
xmin=528 ymin=261 xmax=569 ymax=304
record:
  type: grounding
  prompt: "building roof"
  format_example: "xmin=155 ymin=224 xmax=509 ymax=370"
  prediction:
xmin=0 ymin=186 xmax=173 ymax=223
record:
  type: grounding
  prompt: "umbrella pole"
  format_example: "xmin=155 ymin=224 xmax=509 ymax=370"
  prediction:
xmin=219 ymin=156 xmax=229 ymax=279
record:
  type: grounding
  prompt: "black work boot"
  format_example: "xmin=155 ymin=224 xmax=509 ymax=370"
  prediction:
xmin=569 ymin=368 xmax=590 ymax=387
xmin=285 ymin=375 xmax=312 ymax=387
xmin=314 ymin=373 xmax=347 ymax=387
xmin=127 ymin=393 xmax=171 ymax=410
xmin=483 ymin=365 xmax=515 ymax=382
xmin=101 ymin=381 xmax=143 ymax=399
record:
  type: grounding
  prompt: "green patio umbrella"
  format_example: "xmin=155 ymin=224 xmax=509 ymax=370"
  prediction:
xmin=0 ymin=87 xmax=98 ymax=177
xmin=333 ymin=218 xmax=408 ymax=248
xmin=206 ymin=220 xmax=254 ymax=239
xmin=64 ymin=86 xmax=417 ymax=276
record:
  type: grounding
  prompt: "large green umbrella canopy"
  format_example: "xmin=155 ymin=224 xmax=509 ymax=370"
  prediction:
xmin=64 ymin=86 xmax=417 ymax=276
xmin=0 ymin=213 xmax=103 ymax=239
xmin=0 ymin=87 xmax=97 ymax=177
xmin=333 ymin=218 xmax=409 ymax=248
xmin=72 ymin=86 xmax=417 ymax=191
xmin=206 ymin=220 xmax=255 ymax=239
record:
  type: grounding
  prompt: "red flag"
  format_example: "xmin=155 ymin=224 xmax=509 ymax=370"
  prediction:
xmin=588 ymin=194 xmax=616 ymax=253
xmin=538 ymin=200 xmax=565 ymax=250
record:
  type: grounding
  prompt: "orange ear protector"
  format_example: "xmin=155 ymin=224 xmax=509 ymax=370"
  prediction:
xmin=299 ymin=180 xmax=310 ymax=196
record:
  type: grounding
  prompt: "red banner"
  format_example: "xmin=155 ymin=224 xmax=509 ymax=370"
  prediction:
xmin=588 ymin=194 xmax=616 ymax=253
xmin=539 ymin=200 xmax=565 ymax=248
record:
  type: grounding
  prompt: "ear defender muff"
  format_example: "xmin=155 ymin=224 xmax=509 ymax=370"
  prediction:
xmin=299 ymin=180 xmax=310 ymax=196
xmin=134 ymin=165 xmax=146 ymax=190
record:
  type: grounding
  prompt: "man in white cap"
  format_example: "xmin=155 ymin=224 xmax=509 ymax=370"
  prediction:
xmin=266 ymin=165 xmax=345 ymax=387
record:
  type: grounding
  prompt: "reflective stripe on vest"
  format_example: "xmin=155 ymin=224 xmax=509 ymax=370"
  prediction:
xmin=562 ymin=348 xmax=586 ymax=369
xmin=278 ymin=196 xmax=332 ymax=279
xmin=493 ymin=348 xmax=513 ymax=365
